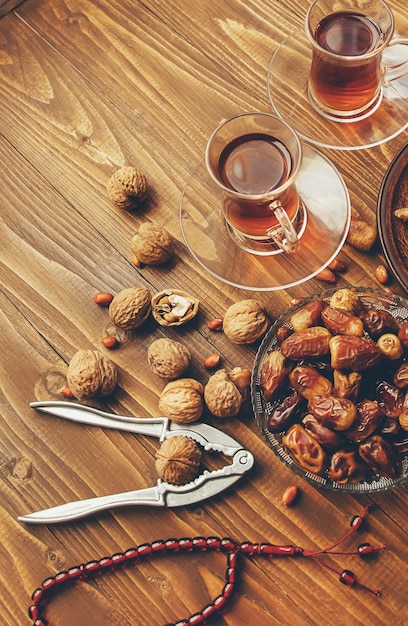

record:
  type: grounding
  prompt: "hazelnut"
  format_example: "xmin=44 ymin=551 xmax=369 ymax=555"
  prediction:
xmin=158 ymin=378 xmax=204 ymax=423
xmin=152 ymin=289 xmax=199 ymax=327
xmin=204 ymin=369 xmax=242 ymax=418
xmin=147 ymin=337 xmax=191 ymax=379
xmin=130 ymin=222 xmax=174 ymax=266
xmin=155 ymin=436 xmax=202 ymax=484
xmin=67 ymin=349 xmax=117 ymax=399
xmin=106 ymin=166 xmax=148 ymax=210
xmin=223 ymin=299 xmax=269 ymax=344
xmin=108 ymin=286 xmax=151 ymax=330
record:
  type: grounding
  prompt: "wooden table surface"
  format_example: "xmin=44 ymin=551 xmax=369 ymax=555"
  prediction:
xmin=1 ymin=1 xmax=408 ymax=624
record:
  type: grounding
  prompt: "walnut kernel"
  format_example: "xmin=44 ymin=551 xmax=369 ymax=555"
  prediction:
xmin=158 ymin=378 xmax=204 ymax=423
xmin=67 ymin=349 xmax=117 ymax=399
xmin=108 ymin=286 xmax=151 ymax=330
xmin=204 ymin=369 xmax=242 ymax=418
xmin=155 ymin=436 xmax=202 ymax=484
xmin=152 ymin=289 xmax=199 ymax=327
xmin=107 ymin=166 xmax=148 ymax=210
xmin=147 ymin=337 xmax=191 ymax=379
xmin=223 ymin=299 xmax=269 ymax=344
xmin=130 ymin=222 xmax=174 ymax=266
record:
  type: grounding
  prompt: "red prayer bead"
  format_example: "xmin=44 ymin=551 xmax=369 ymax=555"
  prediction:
xmin=221 ymin=538 xmax=236 ymax=551
xmin=29 ymin=605 xmax=40 ymax=620
xmin=192 ymin=537 xmax=207 ymax=550
xmin=139 ymin=543 xmax=154 ymax=555
xmin=187 ymin=612 xmax=203 ymax=625
xmin=226 ymin=567 xmax=236 ymax=583
xmin=340 ymin=569 xmax=356 ymax=587
xmin=206 ymin=537 xmax=221 ymax=550
xmin=151 ymin=541 xmax=165 ymax=553
xmin=358 ymin=543 xmax=375 ymax=556
xmin=228 ymin=552 xmax=238 ymax=568
xmin=67 ymin=565 xmax=83 ymax=579
xmin=213 ymin=593 xmax=228 ymax=610
xmin=111 ymin=553 xmax=126 ymax=564
xmin=124 ymin=548 xmax=139 ymax=560
xmin=201 ymin=602 xmax=218 ymax=618
xmin=31 ymin=588 xmax=44 ymax=603
xmin=84 ymin=561 xmax=99 ymax=572
xmin=179 ymin=538 xmax=193 ymax=551
xmin=223 ymin=582 xmax=235 ymax=598
xmin=41 ymin=578 xmax=55 ymax=590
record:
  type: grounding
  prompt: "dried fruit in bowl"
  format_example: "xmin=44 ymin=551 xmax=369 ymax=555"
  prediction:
xmin=260 ymin=350 xmax=290 ymax=402
xmin=254 ymin=288 xmax=408 ymax=489
xmin=307 ymin=396 xmax=357 ymax=431
xmin=281 ymin=326 xmax=331 ymax=359
xmin=359 ymin=435 xmax=402 ymax=479
xmin=282 ymin=424 xmax=327 ymax=475
xmin=289 ymin=364 xmax=332 ymax=400
xmin=329 ymin=335 xmax=382 ymax=370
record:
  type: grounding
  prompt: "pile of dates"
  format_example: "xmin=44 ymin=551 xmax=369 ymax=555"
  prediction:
xmin=260 ymin=288 xmax=408 ymax=484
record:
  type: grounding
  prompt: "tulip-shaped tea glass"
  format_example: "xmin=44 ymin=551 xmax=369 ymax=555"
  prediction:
xmin=267 ymin=0 xmax=408 ymax=149
xmin=205 ymin=112 xmax=305 ymax=255
xmin=306 ymin=0 xmax=408 ymax=121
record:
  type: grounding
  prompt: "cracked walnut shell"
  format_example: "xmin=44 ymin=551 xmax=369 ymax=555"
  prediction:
xmin=131 ymin=222 xmax=174 ymax=266
xmin=152 ymin=289 xmax=199 ymax=327
xmin=159 ymin=378 xmax=204 ymax=423
xmin=155 ymin=436 xmax=202 ymax=484
xmin=204 ymin=369 xmax=242 ymax=418
xmin=223 ymin=299 xmax=269 ymax=344
xmin=108 ymin=286 xmax=151 ymax=330
xmin=147 ymin=337 xmax=191 ymax=379
xmin=67 ymin=349 xmax=117 ymax=399
xmin=107 ymin=166 xmax=148 ymax=210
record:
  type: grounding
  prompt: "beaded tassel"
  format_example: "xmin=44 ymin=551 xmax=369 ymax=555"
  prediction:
xmin=29 ymin=505 xmax=387 ymax=626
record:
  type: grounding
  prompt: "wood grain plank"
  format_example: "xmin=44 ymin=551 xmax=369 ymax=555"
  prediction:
xmin=1 ymin=1 xmax=408 ymax=625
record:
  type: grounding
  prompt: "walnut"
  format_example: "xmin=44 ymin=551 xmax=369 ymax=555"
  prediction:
xmin=67 ymin=349 xmax=117 ymax=399
xmin=147 ymin=337 xmax=191 ymax=379
xmin=130 ymin=222 xmax=174 ymax=266
xmin=106 ymin=166 xmax=148 ymax=210
xmin=158 ymin=378 xmax=204 ymax=423
xmin=155 ymin=436 xmax=202 ymax=484
xmin=152 ymin=289 xmax=199 ymax=327
xmin=108 ymin=286 xmax=151 ymax=330
xmin=204 ymin=369 xmax=242 ymax=418
xmin=223 ymin=299 xmax=269 ymax=344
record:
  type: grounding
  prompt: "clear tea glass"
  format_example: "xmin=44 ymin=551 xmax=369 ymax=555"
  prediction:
xmin=205 ymin=112 xmax=304 ymax=255
xmin=306 ymin=0 xmax=408 ymax=121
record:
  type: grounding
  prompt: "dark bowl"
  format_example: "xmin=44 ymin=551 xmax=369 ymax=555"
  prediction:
xmin=377 ymin=142 xmax=408 ymax=292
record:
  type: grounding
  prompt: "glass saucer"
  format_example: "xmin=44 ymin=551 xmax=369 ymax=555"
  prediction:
xmin=179 ymin=144 xmax=350 ymax=291
xmin=267 ymin=29 xmax=408 ymax=151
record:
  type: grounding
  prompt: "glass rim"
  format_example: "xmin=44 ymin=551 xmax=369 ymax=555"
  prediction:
xmin=305 ymin=0 xmax=395 ymax=61
xmin=204 ymin=111 xmax=303 ymax=201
